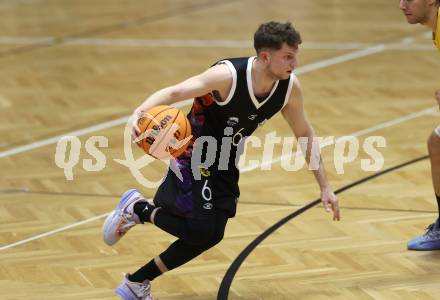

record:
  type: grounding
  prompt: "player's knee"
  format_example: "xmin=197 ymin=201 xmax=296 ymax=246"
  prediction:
xmin=195 ymin=227 xmax=225 ymax=252
xmin=185 ymin=219 xmax=216 ymax=245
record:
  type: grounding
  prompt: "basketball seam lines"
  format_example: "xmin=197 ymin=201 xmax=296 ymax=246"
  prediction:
xmin=141 ymin=106 xmax=175 ymax=155
xmin=150 ymin=108 xmax=180 ymax=157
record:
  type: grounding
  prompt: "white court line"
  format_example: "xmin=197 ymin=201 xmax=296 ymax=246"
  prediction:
xmin=0 ymin=36 xmax=54 ymax=45
xmin=0 ymin=213 xmax=109 ymax=251
xmin=245 ymin=106 xmax=437 ymax=172
xmin=0 ymin=44 xmax=386 ymax=158
xmin=0 ymin=0 xmax=41 ymax=7
xmin=295 ymin=44 xmax=386 ymax=75
xmin=0 ymin=105 xmax=436 ymax=251
xmin=0 ymin=36 xmax=436 ymax=51
xmin=64 ymin=38 xmax=434 ymax=51
xmin=0 ymin=40 xmax=428 ymax=250
xmin=0 ymin=100 xmax=191 ymax=158
xmin=0 ymin=116 xmax=128 ymax=158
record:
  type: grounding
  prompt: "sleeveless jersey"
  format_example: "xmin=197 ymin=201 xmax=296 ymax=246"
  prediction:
xmin=177 ymin=56 xmax=295 ymax=200
xmin=434 ymin=7 xmax=440 ymax=51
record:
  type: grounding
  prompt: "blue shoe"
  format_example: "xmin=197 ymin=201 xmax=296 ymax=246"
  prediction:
xmin=115 ymin=274 xmax=154 ymax=300
xmin=407 ymin=218 xmax=440 ymax=250
xmin=102 ymin=189 xmax=146 ymax=246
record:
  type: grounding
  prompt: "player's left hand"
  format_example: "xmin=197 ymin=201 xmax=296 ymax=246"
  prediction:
xmin=130 ymin=110 xmax=142 ymax=143
xmin=321 ymin=187 xmax=340 ymax=221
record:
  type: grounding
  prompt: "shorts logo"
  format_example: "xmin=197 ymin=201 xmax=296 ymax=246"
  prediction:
xmin=200 ymin=168 xmax=211 ymax=177
xmin=203 ymin=203 xmax=213 ymax=210
xmin=226 ymin=117 xmax=239 ymax=127
xmin=248 ymin=114 xmax=258 ymax=120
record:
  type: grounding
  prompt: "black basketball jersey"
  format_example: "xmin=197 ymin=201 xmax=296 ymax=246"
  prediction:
xmin=179 ymin=56 xmax=295 ymax=201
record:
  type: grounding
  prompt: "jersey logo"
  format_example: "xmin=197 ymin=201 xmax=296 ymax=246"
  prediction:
xmin=248 ymin=114 xmax=258 ymax=120
xmin=226 ymin=116 xmax=239 ymax=127
xmin=200 ymin=168 xmax=211 ymax=177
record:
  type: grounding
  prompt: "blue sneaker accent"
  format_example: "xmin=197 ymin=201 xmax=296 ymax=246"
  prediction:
xmin=115 ymin=274 xmax=154 ymax=300
xmin=407 ymin=218 xmax=440 ymax=251
xmin=102 ymin=189 xmax=145 ymax=246
xmin=118 ymin=189 xmax=138 ymax=209
xmin=115 ymin=286 xmax=136 ymax=300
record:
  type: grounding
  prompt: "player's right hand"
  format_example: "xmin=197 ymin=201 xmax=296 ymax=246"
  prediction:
xmin=321 ymin=187 xmax=340 ymax=221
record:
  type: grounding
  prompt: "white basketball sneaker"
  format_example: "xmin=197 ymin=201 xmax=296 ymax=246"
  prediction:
xmin=115 ymin=274 xmax=154 ymax=300
xmin=103 ymin=189 xmax=146 ymax=246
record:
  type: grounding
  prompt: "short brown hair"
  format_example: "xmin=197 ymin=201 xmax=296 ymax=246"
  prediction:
xmin=254 ymin=21 xmax=302 ymax=53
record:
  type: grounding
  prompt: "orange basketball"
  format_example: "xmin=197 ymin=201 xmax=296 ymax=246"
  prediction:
xmin=136 ymin=105 xmax=192 ymax=159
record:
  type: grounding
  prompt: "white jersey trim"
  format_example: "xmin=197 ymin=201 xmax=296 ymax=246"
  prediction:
xmin=282 ymin=73 xmax=295 ymax=109
xmin=246 ymin=56 xmax=279 ymax=110
xmin=435 ymin=125 xmax=440 ymax=137
xmin=214 ymin=60 xmax=237 ymax=106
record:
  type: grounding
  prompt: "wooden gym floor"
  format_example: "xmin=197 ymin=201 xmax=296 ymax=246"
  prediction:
xmin=1 ymin=0 xmax=440 ymax=299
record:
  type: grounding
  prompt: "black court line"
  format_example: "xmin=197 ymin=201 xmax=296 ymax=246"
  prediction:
xmin=217 ymin=154 xmax=429 ymax=299
xmin=0 ymin=189 xmax=435 ymax=214
xmin=239 ymin=200 xmax=436 ymax=214
xmin=0 ymin=0 xmax=236 ymax=58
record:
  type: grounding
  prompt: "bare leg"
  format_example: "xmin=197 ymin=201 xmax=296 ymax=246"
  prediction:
xmin=407 ymin=128 xmax=440 ymax=250
xmin=428 ymin=128 xmax=440 ymax=198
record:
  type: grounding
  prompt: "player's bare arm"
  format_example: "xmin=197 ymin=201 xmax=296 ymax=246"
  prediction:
xmin=131 ymin=63 xmax=233 ymax=135
xmin=135 ymin=64 xmax=232 ymax=114
xmin=281 ymin=77 xmax=340 ymax=221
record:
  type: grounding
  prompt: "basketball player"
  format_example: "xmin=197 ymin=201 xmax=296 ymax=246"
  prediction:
xmin=400 ymin=0 xmax=440 ymax=250
xmin=103 ymin=21 xmax=340 ymax=299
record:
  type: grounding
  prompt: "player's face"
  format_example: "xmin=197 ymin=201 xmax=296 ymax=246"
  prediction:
xmin=267 ymin=43 xmax=298 ymax=80
xmin=400 ymin=0 xmax=431 ymax=24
